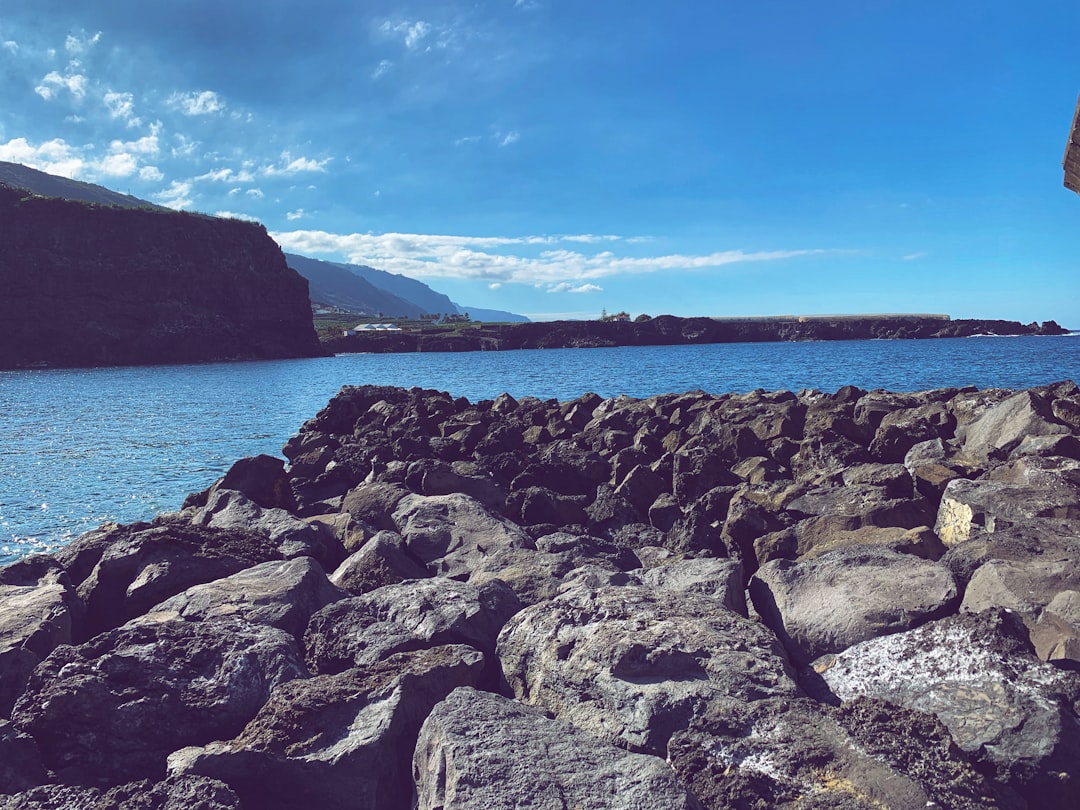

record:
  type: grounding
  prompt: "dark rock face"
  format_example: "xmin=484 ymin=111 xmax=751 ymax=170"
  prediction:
xmin=2 ymin=380 xmax=1079 ymax=805
xmin=0 ymin=184 xmax=323 ymax=369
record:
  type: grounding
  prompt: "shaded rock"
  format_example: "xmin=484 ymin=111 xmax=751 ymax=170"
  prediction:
xmin=0 ymin=719 xmax=46 ymax=795
xmin=668 ymin=696 xmax=1019 ymax=810
xmin=413 ymin=686 xmax=703 ymax=810
xmin=206 ymin=454 xmax=298 ymax=512
xmin=169 ymin=645 xmax=484 ymax=810
xmin=507 ymin=485 xmax=589 ymax=527
xmin=329 ymin=530 xmax=430 ymax=595
xmin=0 ymin=557 xmax=83 ymax=718
xmin=0 ymin=775 xmax=243 ymax=810
xmin=303 ymin=599 xmax=428 ymax=675
xmin=72 ymin=520 xmax=282 ymax=638
xmin=143 ymin=557 xmax=346 ymax=640
xmin=816 ymin=609 xmax=1080 ymax=807
xmin=749 ymin=547 xmax=957 ymax=666
xmin=868 ymin=401 xmax=954 ymax=463
xmin=798 ymin=524 xmax=945 ymax=561
xmin=11 ymin=618 xmax=307 ymax=786
xmin=341 ymin=482 xmax=410 ymax=532
xmin=497 ymin=584 xmax=797 ymax=755
xmin=193 ymin=489 xmax=343 ymax=567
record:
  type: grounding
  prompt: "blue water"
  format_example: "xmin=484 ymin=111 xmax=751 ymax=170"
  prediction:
xmin=2 ymin=336 xmax=1078 ymax=564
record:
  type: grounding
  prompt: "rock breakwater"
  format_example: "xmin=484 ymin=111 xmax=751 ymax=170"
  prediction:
xmin=3 ymin=380 xmax=1080 ymax=808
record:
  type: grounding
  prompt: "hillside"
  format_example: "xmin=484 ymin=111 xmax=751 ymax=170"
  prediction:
xmin=0 ymin=184 xmax=323 ymax=368
xmin=0 ymin=161 xmax=161 ymax=210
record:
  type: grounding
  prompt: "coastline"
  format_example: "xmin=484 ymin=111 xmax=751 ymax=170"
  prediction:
xmin=2 ymin=380 xmax=1079 ymax=806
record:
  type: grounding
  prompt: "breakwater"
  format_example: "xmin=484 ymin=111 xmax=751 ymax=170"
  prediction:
xmin=326 ymin=314 xmax=1069 ymax=354
xmin=2 ymin=380 xmax=1080 ymax=807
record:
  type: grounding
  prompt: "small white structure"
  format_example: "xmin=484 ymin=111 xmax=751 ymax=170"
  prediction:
xmin=344 ymin=323 xmax=402 ymax=336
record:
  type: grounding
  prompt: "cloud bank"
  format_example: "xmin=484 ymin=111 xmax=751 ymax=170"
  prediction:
xmin=270 ymin=229 xmax=833 ymax=286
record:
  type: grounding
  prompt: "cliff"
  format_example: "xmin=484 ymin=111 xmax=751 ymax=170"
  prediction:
xmin=325 ymin=313 xmax=1069 ymax=354
xmin=0 ymin=184 xmax=324 ymax=369
xmin=1065 ymin=93 xmax=1080 ymax=195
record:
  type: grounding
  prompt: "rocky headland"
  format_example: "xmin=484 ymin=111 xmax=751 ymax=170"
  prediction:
xmin=325 ymin=314 xmax=1069 ymax=354
xmin=3 ymin=380 xmax=1080 ymax=808
xmin=0 ymin=183 xmax=324 ymax=369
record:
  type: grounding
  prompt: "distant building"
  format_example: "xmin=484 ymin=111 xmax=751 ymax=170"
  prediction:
xmin=343 ymin=323 xmax=402 ymax=336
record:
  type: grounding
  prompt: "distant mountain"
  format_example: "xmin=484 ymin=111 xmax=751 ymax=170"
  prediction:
xmin=0 ymin=161 xmax=163 ymax=209
xmin=285 ymin=252 xmax=528 ymax=322
xmin=284 ymin=253 xmax=422 ymax=317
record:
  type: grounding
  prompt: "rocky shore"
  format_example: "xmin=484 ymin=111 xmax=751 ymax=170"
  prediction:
xmin=325 ymin=314 xmax=1069 ymax=354
xmin=3 ymin=380 xmax=1080 ymax=808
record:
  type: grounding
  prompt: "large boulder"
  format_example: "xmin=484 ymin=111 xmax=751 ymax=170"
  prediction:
xmin=934 ymin=476 xmax=1080 ymax=546
xmin=668 ymin=697 xmax=1020 ymax=810
xmin=169 ymin=645 xmax=484 ymax=810
xmin=959 ymin=388 xmax=1072 ymax=462
xmin=497 ymin=583 xmax=798 ymax=755
xmin=328 ymin=531 xmax=430 ymax=595
xmin=413 ymin=687 xmax=703 ymax=810
xmin=816 ymin=609 xmax=1080 ymax=807
xmin=749 ymin=546 xmax=958 ymax=664
xmin=0 ymin=557 xmax=84 ymax=718
xmin=0 ymin=775 xmax=243 ymax=810
xmin=143 ymin=557 xmax=347 ymax=640
xmin=11 ymin=618 xmax=307 ymax=786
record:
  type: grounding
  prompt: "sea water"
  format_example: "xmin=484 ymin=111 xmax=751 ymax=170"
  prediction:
xmin=1 ymin=335 xmax=1078 ymax=564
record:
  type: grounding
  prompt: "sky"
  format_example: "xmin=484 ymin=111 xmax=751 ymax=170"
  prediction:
xmin=1 ymin=1 xmax=1077 ymax=325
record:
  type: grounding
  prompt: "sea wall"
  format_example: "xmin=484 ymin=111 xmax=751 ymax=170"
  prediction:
xmin=0 ymin=184 xmax=324 ymax=369
xmin=2 ymin=381 xmax=1080 ymax=807
xmin=326 ymin=314 xmax=1068 ymax=354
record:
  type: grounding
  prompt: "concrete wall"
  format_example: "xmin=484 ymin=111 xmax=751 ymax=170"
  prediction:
xmin=1065 ymin=94 xmax=1080 ymax=194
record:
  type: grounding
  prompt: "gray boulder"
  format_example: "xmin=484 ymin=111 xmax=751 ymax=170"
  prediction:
xmin=959 ymin=388 xmax=1071 ymax=462
xmin=413 ymin=687 xmax=703 ymax=810
xmin=144 ymin=557 xmax=346 ymax=640
xmin=636 ymin=557 xmax=747 ymax=615
xmin=668 ymin=697 xmax=1020 ymax=810
xmin=11 ymin=618 xmax=307 ymax=786
xmin=749 ymin=546 xmax=958 ymax=664
xmin=0 ymin=775 xmax=243 ymax=810
xmin=169 ymin=645 xmax=484 ymax=810
xmin=328 ymin=530 xmax=430 ymax=595
xmin=0 ymin=557 xmax=83 ymax=718
xmin=816 ymin=609 xmax=1080 ymax=807
xmin=497 ymin=583 xmax=797 ymax=755
xmin=934 ymin=476 xmax=1080 ymax=546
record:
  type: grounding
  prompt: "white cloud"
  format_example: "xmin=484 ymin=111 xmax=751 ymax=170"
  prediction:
xmin=139 ymin=166 xmax=164 ymax=182
xmin=380 ymin=20 xmax=432 ymax=49
xmin=215 ymin=210 xmax=260 ymax=222
xmin=167 ymin=90 xmax=226 ymax=116
xmin=3 ymin=41 xmax=18 ymax=54
xmin=0 ymin=137 xmax=85 ymax=178
xmin=35 ymin=70 xmax=88 ymax=100
xmin=269 ymin=229 xmax=839 ymax=286
xmin=372 ymin=59 xmax=393 ymax=79
xmin=154 ymin=180 xmax=194 ymax=210
xmin=103 ymin=91 xmax=140 ymax=126
xmin=454 ymin=135 xmax=481 ymax=147
xmin=286 ymin=209 xmax=306 ymax=221
xmin=498 ymin=130 xmax=520 ymax=147
xmin=261 ymin=151 xmax=331 ymax=176
xmin=65 ymin=32 xmax=102 ymax=54
xmin=488 ymin=282 xmax=502 ymax=290
xmin=246 ymin=188 xmax=264 ymax=198
xmin=548 ymin=283 xmax=602 ymax=294
xmin=902 ymin=251 xmax=928 ymax=261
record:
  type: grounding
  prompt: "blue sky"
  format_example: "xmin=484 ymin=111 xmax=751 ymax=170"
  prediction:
xmin=1 ymin=1 xmax=1077 ymax=324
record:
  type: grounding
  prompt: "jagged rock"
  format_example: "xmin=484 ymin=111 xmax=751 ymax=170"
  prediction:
xmin=934 ymin=475 xmax=1080 ymax=546
xmin=636 ymin=557 xmax=747 ymax=615
xmin=329 ymin=531 xmax=430 ymax=595
xmin=303 ymin=599 xmax=428 ymax=675
xmin=749 ymin=547 xmax=958 ymax=665
xmin=667 ymin=696 xmax=1020 ymax=810
xmin=959 ymin=388 xmax=1071 ymax=462
xmin=142 ymin=557 xmax=346 ymax=640
xmin=11 ymin=618 xmax=307 ymax=786
xmin=0 ymin=775 xmax=243 ymax=810
xmin=341 ymin=482 xmax=411 ymax=531
xmin=70 ymin=520 xmax=283 ymax=638
xmin=413 ymin=687 xmax=703 ymax=810
xmin=0 ymin=557 xmax=84 ymax=718
xmin=204 ymin=454 xmax=298 ymax=512
xmin=0 ymin=719 xmax=46 ymax=795
xmin=798 ymin=524 xmax=945 ymax=560
xmin=193 ymin=489 xmax=343 ymax=567
xmin=868 ymin=400 xmax=954 ymax=463
xmin=169 ymin=645 xmax=484 ymax=810
xmin=816 ymin=609 xmax=1080 ymax=807
xmin=497 ymin=583 xmax=797 ymax=755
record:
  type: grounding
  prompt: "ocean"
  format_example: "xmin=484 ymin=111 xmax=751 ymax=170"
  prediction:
xmin=2 ymin=335 xmax=1078 ymax=565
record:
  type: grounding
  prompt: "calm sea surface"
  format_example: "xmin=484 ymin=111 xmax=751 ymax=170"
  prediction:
xmin=2 ymin=335 xmax=1078 ymax=564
